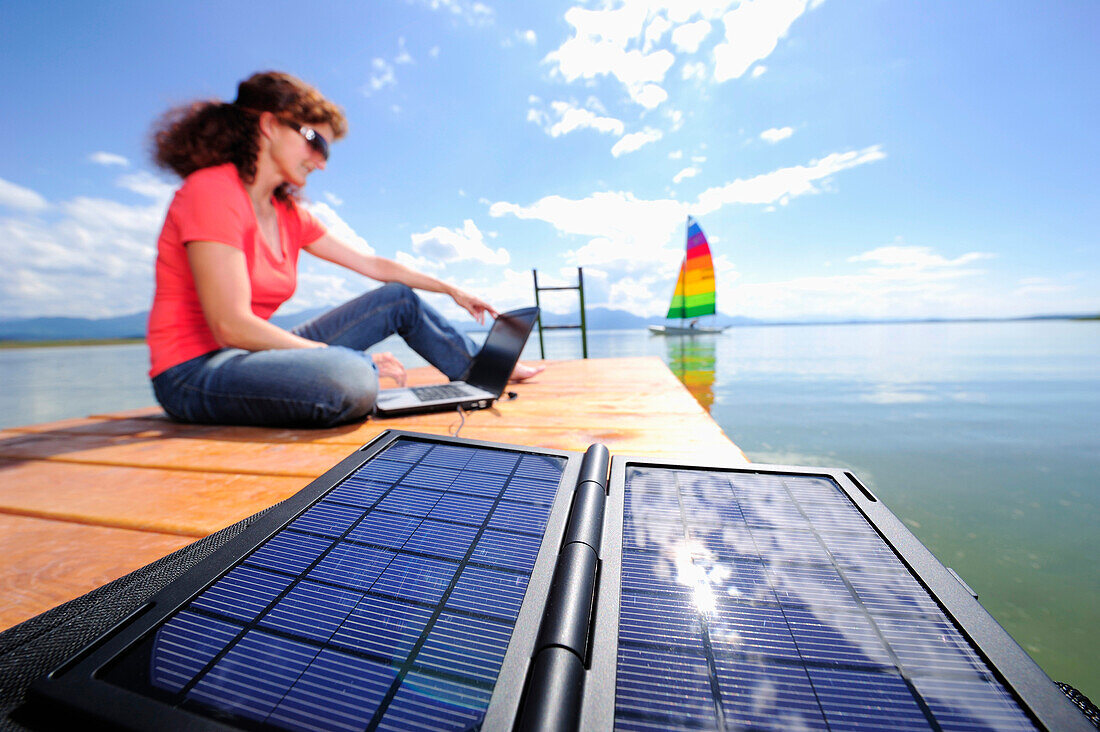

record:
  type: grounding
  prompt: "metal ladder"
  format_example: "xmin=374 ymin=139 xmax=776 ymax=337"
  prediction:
xmin=531 ymin=267 xmax=588 ymax=359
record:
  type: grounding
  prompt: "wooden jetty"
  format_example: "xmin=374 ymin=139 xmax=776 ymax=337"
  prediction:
xmin=0 ymin=356 xmax=743 ymax=631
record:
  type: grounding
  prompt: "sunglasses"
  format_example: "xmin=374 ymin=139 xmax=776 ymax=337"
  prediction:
xmin=279 ymin=118 xmax=330 ymax=161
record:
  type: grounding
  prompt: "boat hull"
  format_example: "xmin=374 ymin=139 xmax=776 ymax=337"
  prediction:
xmin=648 ymin=325 xmax=726 ymax=335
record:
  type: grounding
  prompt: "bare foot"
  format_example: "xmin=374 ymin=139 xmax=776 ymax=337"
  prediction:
xmin=509 ymin=361 xmax=545 ymax=383
xmin=372 ymin=352 xmax=407 ymax=387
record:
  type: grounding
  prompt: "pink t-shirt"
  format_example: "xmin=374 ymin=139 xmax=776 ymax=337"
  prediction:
xmin=147 ymin=163 xmax=326 ymax=377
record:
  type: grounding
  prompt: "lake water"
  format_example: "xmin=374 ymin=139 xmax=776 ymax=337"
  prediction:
xmin=1 ymin=319 xmax=1097 ymax=698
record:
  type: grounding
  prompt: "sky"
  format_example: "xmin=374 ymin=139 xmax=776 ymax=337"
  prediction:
xmin=1 ymin=0 xmax=1097 ymax=324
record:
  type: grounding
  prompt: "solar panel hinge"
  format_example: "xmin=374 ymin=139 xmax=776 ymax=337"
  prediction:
xmin=517 ymin=444 xmax=610 ymax=731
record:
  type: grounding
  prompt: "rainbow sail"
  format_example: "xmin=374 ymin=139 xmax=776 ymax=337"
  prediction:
xmin=666 ymin=216 xmax=717 ymax=320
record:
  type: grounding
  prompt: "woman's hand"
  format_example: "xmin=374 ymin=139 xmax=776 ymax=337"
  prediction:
xmin=372 ymin=351 xmax=407 ymax=387
xmin=451 ymin=289 xmax=498 ymax=325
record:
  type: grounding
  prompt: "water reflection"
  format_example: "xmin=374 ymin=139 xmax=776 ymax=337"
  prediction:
xmin=616 ymin=465 xmax=1037 ymax=730
xmin=663 ymin=334 xmax=718 ymax=412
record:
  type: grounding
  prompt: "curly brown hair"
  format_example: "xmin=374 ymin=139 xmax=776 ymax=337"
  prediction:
xmin=151 ymin=71 xmax=347 ymax=201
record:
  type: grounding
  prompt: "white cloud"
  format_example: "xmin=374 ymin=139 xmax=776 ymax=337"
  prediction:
xmin=304 ymin=202 xmax=375 ymax=256
xmin=673 ymin=166 xmax=701 ymax=184
xmin=0 ymin=175 xmax=171 ymax=317
xmin=671 ymin=19 xmax=712 ymax=53
xmin=760 ymin=126 xmax=794 ymax=143
xmin=724 ymin=243 xmax=1002 ymax=320
xmin=751 ymin=65 xmax=768 ymax=78
xmin=643 ymin=14 xmax=672 ymax=52
xmin=324 ymin=191 xmax=344 ymax=207
xmin=409 ymin=219 xmax=509 ymax=265
xmin=714 ymin=0 xmax=816 ymax=82
xmin=682 ymin=61 xmax=707 ymax=80
xmin=611 ymin=127 xmax=663 ymax=157
xmin=848 ymin=245 xmax=991 ymax=271
xmin=366 ymin=58 xmax=396 ymax=94
xmin=632 ymin=82 xmax=669 ymax=109
xmin=89 ymin=151 xmax=130 ymax=167
xmin=695 ymin=145 xmax=886 ymax=213
xmin=116 ymin=171 xmax=175 ymax=200
xmin=0 ymin=177 xmax=49 ymax=212
xmin=535 ymin=100 xmax=625 ymax=138
xmin=413 ymin=0 xmax=494 ymax=25
xmin=544 ymin=3 xmax=677 ymax=109
xmin=395 ymin=37 xmax=414 ymax=64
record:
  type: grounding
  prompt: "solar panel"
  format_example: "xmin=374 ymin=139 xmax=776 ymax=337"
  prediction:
xmin=613 ymin=465 xmax=1040 ymax=731
xmin=30 ymin=432 xmax=1089 ymax=731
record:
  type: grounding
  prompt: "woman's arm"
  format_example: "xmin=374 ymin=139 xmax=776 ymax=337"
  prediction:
xmin=304 ymin=233 xmax=498 ymax=324
xmin=187 ymin=240 xmax=324 ymax=350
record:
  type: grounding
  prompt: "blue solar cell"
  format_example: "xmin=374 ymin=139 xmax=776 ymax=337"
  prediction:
xmin=359 ymin=458 xmax=414 ymax=484
xmin=783 ymin=607 xmax=892 ymax=668
xmin=246 ymin=531 xmax=333 ymax=576
xmin=289 ymin=501 xmax=366 ymax=538
xmin=376 ymin=672 xmax=491 ymax=732
xmin=847 ymin=567 xmax=942 ymax=616
xmin=766 ymin=563 xmax=861 ymax=611
xmin=371 ymin=553 xmax=459 ymax=604
xmin=307 ymin=543 xmax=395 ymax=592
xmin=469 ymin=530 xmax=542 ymax=572
xmin=427 ymin=492 xmax=494 ymax=525
xmin=267 ymin=648 xmax=398 ymax=732
xmin=422 ymin=444 xmax=476 ymax=468
xmin=414 ymin=612 xmax=513 ymax=684
xmin=344 ymin=510 xmax=422 ymax=549
xmin=187 ymin=631 xmax=319 ymax=723
xmin=374 ymin=485 xmax=443 ymax=517
xmin=911 ymin=676 xmax=1035 ymax=731
xmin=401 ymin=520 xmax=480 ymax=560
xmin=745 ymin=527 xmax=834 ymax=565
xmin=874 ymin=614 xmax=986 ymax=674
xmin=619 ymin=593 xmax=705 ymax=652
xmin=329 ymin=596 xmax=433 ymax=662
xmin=465 ymin=449 xmax=520 ymax=475
xmin=515 ymin=454 xmax=565 ymax=481
xmin=807 ymin=667 xmax=931 ymax=731
xmin=819 ymin=531 xmax=905 ymax=571
xmin=616 ymin=646 xmax=716 ymax=727
xmin=447 ymin=470 xmax=508 ymax=497
xmin=782 ymin=475 xmax=850 ymax=504
xmin=487 ymin=500 xmax=550 ymax=535
xmin=446 ymin=565 xmax=531 ymax=621
xmin=713 ymin=657 xmax=828 ymax=730
xmin=708 ymin=601 xmax=799 ymax=660
xmin=190 ymin=565 xmax=294 ymax=622
xmin=325 ymin=477 xmax=389 ymax=509
xmin=501 ymin=475 xmax=560 ymax=506
xmin=258 ymin=581 xmax=363 ymax=644
xmin=150 ymin=612 xmax=243 ymax=693
xmin=401 ymin=465 xmax=460 ymax=491
xmin=620 ymin=550 xmax=687 ymax=598
xmin=382 ymin=440 xmax=433 ymax=463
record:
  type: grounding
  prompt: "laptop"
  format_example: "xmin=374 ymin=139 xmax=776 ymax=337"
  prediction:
xmin=372 ymin=306 xmax=539 ymax=417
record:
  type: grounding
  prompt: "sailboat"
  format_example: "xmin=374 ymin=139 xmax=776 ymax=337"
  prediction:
xmin=649 ymin=216 xmax=728 ymax=335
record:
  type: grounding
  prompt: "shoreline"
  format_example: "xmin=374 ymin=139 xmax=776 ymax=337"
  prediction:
xmin=0 ymin=338 xmax=146 ymax=350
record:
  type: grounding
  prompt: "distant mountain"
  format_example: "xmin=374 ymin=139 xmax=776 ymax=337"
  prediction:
xmin=0 ymin=312 xmax=148 ymax=340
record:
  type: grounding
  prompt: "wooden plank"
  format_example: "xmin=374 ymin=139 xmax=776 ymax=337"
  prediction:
xmin=0 ymin=459 xmax=306 ymax=537
xmin=0 ymin=356 xmax=743 ymax=632
xmin=0 ymin=514 xmax=193 ymax=630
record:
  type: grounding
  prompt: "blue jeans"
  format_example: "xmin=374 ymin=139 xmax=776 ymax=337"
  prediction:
xmin=151 ymin=283 xmax=476 ymax=427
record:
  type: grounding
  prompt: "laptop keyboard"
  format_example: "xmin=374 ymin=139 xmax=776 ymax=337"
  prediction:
xmin=411 ymin=383 xmax=476 ymax=402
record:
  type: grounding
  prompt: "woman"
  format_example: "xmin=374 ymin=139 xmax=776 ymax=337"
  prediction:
xmin=147 ymin=71 xmax=537 ymax=428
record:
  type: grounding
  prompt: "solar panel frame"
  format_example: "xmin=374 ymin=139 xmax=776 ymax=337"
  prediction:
xmin=28 ymin=434 xmax=1090 ymax=731
xmin=589 ymin=454 xmax=1090 ymax=732
xmin=30 ymin=430 xmax=582 ymax=732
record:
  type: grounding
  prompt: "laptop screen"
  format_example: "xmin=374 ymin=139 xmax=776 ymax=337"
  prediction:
xmin=464 ymin=307 xmax=539 ymax=395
